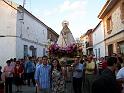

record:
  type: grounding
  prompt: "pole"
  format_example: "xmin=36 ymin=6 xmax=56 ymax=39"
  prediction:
xmin=20 ymin=0 xmax=25 ymax=37
xmin=23 ymin=0 xmax=26 ymax=8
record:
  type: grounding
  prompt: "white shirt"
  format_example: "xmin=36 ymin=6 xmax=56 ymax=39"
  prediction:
xmin=73 ymin=63 xmax=84 ymax=78
xmin=116 ymin=67 xmax=124 ymax=79
xmin=116 ymin=67 xmax=124 ymax=88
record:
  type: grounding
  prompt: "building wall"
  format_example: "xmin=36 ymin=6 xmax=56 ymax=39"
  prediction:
xmin=0 ymin=37 xmax=16 ymax=68
xmin=103 ymin=1 xmax=124 ymax=39
xmin=16 ymin=8 xmax=48 ymax=58
xmin=93 ymin=22 xmax=104 ymax=45
xmin=0 ymin=0 xmax=17 ymax=67
xmin=93 ymin=42 xmax=105 ymax=58
xmin=16 ymin=10 xmax=48 ymax=44
xmin=47 ymin=28 xmax=59 ymax=43
xmin=86 ymin=29 xmax=93 ymax=55
xmin=0 ymin=0 xmax=48 ymax=68
xmin=16 ymin=38 xmax=44 ymax=58
xmin=105 ymin=32 xmax=124 ymax=54
xmin=93 ymin=22 xmax=105 ymax=58
xmin=103 ymin=0 xmax=124 ymax=55
xmin=0 ymin=0 xmax=17 ymax=36
xmin=80 ymin=35 xmax=87 ymax=55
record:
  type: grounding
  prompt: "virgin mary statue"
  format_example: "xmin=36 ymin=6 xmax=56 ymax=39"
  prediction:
xmin=57 ymin=21 xmax=75 ymax=47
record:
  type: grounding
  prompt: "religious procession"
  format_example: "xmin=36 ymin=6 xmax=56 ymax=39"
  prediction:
xmin=0 ymin=20 xmax=124 ymax=93
xmin=1 ymin=0 xmax=124 ymax=93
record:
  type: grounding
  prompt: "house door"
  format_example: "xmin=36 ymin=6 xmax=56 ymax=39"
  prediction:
xmin=108 ymin=44 xmax=113 ymax=56
xmin=24 ymin=45 xmax=28 ymax=57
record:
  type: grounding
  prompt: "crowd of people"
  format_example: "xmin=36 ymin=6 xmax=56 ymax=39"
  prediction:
xmin=0 ymin=53 xmax=123 ymax=93
xmin=0 ymin=57 xmax=36 ymax=93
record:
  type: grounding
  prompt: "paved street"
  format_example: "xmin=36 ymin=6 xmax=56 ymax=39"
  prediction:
xmin=11 ymin=82 xmax=87 ymax=93
xmin=12 ymin=85 xmax=36 ymax=93
xmin=11 ymin=82 xmax=73 ymax=93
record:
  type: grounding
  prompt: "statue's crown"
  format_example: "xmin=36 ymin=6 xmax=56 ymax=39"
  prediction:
xmin=62 ymin=20 xmax=69 ymax=27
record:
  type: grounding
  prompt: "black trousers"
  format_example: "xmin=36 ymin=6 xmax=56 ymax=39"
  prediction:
xmin=27 ymin=72 xmax=35 ymax=86
xmin=99 ymin=69 xmax=103 ymax=75
xmin=5 ymin=77 xmax=13 ymax=93
xmin=73 ymin=77 xmax=82 ymax=93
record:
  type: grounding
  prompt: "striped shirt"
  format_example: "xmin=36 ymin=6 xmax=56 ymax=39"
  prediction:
xmin=98 ymin=61 xmax=103 ymax=69
xmin=35 ymin=64 xmax=51 ymax=89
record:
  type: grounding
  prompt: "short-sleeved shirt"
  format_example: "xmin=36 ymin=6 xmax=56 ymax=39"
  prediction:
xmin=116 ymin=67 xmax=124 ymax=79
xmin=116 ymin=67 xmax=124 ymax=88
xmin=73 ymin=63 xmax=83 ymax=78
xmin=85 ymin=61 xmax=95 ymax=74
xmin=4 ymin=65 xmax=14 ymax=77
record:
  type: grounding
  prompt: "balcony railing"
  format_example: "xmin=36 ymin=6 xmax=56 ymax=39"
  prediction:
xmin=86 ymin=41 xmax=93 ymax=48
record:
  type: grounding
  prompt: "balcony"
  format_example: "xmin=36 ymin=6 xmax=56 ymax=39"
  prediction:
xmin=85 ymin=41 xmax=93 ymax=49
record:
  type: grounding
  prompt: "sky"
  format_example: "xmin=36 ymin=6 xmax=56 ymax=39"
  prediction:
xmin=12 ymin=0 xmax=106 ymax=39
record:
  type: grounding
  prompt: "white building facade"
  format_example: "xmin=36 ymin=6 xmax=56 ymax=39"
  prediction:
xmin=0 ymin=0 xmax=48 ymax=67
xmin=93 ymin=21 xmax=105 ymax=58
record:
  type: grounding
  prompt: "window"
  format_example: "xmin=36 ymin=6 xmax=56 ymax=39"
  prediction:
xmin=43 ymin=48 xmax=46 ymax=56
xmin=106 ymin=16 xmax=112 ymax=34
xmin=98 ymin=48 xmax=100 ymax=58
xmin=24 ymin=45 xmax=28 ymax=57
xmin=95 ymin=49 xmax=97 ymax=58
xmin=121 ymin=2 xmax=124 ymax=22
xmin=118 ymin=42 xmax=124 ymax=55
xmin=32 ymin=48 xmax=37 ymax=57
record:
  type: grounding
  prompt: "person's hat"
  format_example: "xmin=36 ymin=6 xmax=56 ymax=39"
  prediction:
xmin=6 ymin=60 xmax=11 ymax=63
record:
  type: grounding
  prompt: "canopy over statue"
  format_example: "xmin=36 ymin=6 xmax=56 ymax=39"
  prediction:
xmin=57 ymin=21 xmax=75 ymax=47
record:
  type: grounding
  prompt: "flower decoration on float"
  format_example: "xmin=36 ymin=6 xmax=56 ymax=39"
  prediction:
xmin=48 ymin=43 xmax=82 ymax=58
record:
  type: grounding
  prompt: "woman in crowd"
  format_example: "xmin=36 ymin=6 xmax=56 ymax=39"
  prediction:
xmin=84 ymin=55 xmax=95 ymax=93
xmin=51 ymin=58 xmax=65 ymax=93
xmin=14 ymin=61 xmax=24 ymax=92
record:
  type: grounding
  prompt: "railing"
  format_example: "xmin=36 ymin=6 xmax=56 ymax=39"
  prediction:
xmin=86 ymin=41 xmax=93 ymax=48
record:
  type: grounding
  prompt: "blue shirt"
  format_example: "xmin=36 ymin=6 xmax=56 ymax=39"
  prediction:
xmin=25 ymin=61 xmax=35 ymax=73
xmin=35 ymin=64 xmax=51 ymax=89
